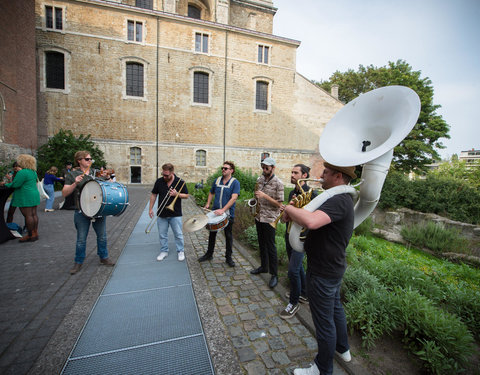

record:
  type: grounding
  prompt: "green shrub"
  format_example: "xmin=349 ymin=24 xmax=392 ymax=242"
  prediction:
xmin=353 ymin=217 xmax=373 ymax=237
xmin=400 ymin=222 xmax=470 ymax=254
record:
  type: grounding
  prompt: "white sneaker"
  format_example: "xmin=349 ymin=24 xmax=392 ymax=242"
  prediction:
xmin=293 ymin=362 xmax=320 ymax=375
xmin=177 ymin=251 xmax=185 ymax=261
xmin=156 ymin=252 xmax=168 ymax=261
xmin=336 ymin=349 xmax=351 ymax=362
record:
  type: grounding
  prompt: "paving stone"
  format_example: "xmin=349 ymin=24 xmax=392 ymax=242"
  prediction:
xmin=271 ymin=351 xmax=291 ymax=365
xmin=237 ymin=347 xmax=257 ymax=362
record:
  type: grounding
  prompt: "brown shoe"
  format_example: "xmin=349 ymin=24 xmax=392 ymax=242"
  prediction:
xmin=30 ymin=230 xmax=39 ymax=242
xmin=100 ymin=258 xmax=115 ymax=266
xmin=70 ymin=263 xmax=82 ymax=275
xmin=19 ymin=234 xmax=32 ymax=242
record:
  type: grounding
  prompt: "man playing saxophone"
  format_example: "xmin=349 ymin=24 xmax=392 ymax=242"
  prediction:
xmin=149 ymin=163 xmax=189 ymax=262
xmin=250 ymin=157 xmax=284 ymax=288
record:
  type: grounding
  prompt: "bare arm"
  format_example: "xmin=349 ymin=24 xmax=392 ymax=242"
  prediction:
xmin=148 ymin=193 xmax=158 ymax=218
xmin=283 ymin=205 xmax=331 ymax=230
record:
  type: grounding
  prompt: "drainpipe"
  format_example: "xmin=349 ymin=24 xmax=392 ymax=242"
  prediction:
xmin=223 ymin=30 xmax=228 ymax=162
xmin=155 ymin=17 xmax=159 ymax=179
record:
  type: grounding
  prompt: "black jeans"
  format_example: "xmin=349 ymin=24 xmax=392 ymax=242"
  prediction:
xmin=207 ymin=217 xmax=234 ymax=259
xmin=255 ymin=220 xmax=277 ymax=276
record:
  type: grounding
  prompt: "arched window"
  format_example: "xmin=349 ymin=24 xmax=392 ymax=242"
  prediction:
xmin=188 ymin=4 xmax=201 ymax=19
xmin=196 ymin=150 xmax=206 ymax=166
xmin=45 ymin=51 xmax=65 ymax=89
xmin=126 ymin=62 xmax=144 ymax=97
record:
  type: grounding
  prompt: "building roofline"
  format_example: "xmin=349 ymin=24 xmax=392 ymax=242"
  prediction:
xmin=71 ymin=0 xmax=300 ymax=46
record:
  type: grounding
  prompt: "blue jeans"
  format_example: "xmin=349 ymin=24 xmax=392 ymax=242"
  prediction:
xmin=74 ymin=210 xmax=108 ymax=264
xmin=44 ymin=183 xmax=55 ymax=210
xmin=307 ymin=272 xmax=349 ymax=375
xmin=286 ymin=242 xmax=306 ymax=305
xmin=157 ymin=216 xmax=184 ymax=253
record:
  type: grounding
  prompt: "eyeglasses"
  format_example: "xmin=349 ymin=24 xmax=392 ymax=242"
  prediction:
xmin=221 ymin=167 xmax=230 ymax=170
xmin=83 ymin=158 xmax=93 ymax=161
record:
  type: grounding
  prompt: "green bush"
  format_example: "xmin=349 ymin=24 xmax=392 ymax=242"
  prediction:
xmin=400 ymin=222 xmax=470 ymax=254
xmin=379 ymin=171 xmax=480 ymax=225
xmin=353 ymin=217 xmax=373 ymax=237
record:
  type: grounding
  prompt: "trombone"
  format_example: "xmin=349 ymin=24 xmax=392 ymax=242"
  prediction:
xmin=270 ymin=178 xmax=324 ymax=229
xmin=145 ymin=179 xmax=186 ymax=234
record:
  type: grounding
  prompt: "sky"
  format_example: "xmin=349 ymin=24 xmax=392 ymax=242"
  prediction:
xmin=272 ymin=0 xmax=480 ymax=160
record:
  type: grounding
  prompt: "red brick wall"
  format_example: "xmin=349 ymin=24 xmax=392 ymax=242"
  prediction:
xmin=0 ymin=0 xmax=37 ymax=150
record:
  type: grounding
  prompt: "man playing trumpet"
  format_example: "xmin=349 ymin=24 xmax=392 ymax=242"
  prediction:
xmin=149 ymin=163 xmax=189 ymax=262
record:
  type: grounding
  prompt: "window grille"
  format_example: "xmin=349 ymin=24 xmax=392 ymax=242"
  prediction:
xmin=126 ymin=63 xmax=144 ymax=97
xmin=196 ymin=150 xmax=206 ymax=166
xmin=194 ymin=72 xmax=209 ymax=104
xmin=256 ymin=81 xmax=268 ymax=110
xmin=188 ymin=5 xmax=201 ymax=19
xmin=135 ymin=0 xmax=153 ymax=10
xmin=130 ymin=147 xmax=142 ymax=164
xmin=45 ymin=51 xmax=65 ymax=89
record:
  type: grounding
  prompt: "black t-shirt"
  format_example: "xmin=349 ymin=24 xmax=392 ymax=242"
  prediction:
xmin=304 ymin=193 xmax=354 ymax=279
xmin=151 ymin=175 xmax=188 ymax=217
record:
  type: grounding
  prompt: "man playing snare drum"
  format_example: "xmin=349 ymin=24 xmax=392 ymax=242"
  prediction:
xmin=63 ymin=151 xmax=115 ymax=275
xmin=198 ymin=161 xmax=240 ymax=267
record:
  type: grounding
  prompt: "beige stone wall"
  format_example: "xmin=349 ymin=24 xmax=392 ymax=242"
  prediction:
xmin=229 ymin=1 xmax=274 ymax=34
xmin=35 ymin=0 xmax=342 ymax=185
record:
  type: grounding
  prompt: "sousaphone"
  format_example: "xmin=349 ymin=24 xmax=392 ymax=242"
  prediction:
xmin=289 ymin=85 xmax=421 ymax=252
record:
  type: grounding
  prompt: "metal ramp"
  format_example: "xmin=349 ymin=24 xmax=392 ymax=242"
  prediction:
xmin=61 ymin=205 xmax=214 ymax=375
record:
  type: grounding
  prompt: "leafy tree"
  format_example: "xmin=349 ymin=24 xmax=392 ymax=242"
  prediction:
xmin=429 ymin=159 xmax=480 ymax=188
xmin=36 ymin=129 xmax=106 ymax=177
xmin=318 ymin=60 xmax=450 ymax=173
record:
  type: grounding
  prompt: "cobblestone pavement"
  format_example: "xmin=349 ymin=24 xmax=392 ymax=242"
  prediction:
xmin=182 ymin=197 xmax=352 ymax=375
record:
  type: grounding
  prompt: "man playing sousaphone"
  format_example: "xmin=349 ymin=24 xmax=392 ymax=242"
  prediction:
xmin=149 ymin=163 xmax=189 ymax=262
xmin=63 ymin=151 xmax=115 ymax=275
xmin=283 ymin=162 xmax=357 ymax=375
xmin=198 ymin=161 xmax=240 ymax=267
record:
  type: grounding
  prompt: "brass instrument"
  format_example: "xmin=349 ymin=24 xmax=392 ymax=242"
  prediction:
xmin=245 ymin=180 xmax=260 ymax=217
xmin=270 ymin=178 xmax=324 ymax=229
xmin=145 ymin=178 xmax=185 ymax=234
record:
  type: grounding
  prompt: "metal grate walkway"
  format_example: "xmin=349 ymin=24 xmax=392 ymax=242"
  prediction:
xmin=61 ymin=204 xmax=214 ymax=375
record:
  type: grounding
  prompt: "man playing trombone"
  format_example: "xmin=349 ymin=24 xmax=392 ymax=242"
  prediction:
xmin=149 ymin=163 xmax=189 ymax=262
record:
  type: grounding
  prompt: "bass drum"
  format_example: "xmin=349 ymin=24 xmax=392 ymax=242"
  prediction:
xmin=79 ymin=180 xmax=129 ymax=218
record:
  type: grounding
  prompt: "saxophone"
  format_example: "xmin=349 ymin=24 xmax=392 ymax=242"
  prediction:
xmin=246 ymin=180 xmax=260 ymax=217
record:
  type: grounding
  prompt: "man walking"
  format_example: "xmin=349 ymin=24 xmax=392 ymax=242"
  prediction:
xmin=284 ymin=162 xmax=356 ymax=375
xmin=198 ymin=161 xmax=240 ymax=267
xmin=149 ymin=163 xmax=189 ymax=261
xmin=250 ymin=157 xmax=284 ymax=288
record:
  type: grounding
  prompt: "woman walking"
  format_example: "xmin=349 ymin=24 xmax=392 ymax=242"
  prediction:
xmin=0 ymin=154 xmax=40 ymax=242
xmin=43 ymin=166 xmax=63 ymax=212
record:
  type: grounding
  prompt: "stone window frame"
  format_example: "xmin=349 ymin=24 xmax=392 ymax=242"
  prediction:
xmin=193 ymin=30 xmax=210 ymax=55
xmin=195 ymin=149 xmax=207 ymax=167
xmin=120 ymin=56 xmax=149 ymax=101
xmin=125 ymin=17 xmax=146 ymax=44
xmin=39 ymin=46 xmax=71 ymax=94
xmin=43 ymin=4 xmax=66 ymax=33
xmin=189 ymin=66 xmax=213 ymax=107
xmin=130 ymin=146 xmax=142 ymax=165
xmin=256 ymin=43 xmax=271 ymax=65
xmin=253 ymin=76 xmax=273 ymax=114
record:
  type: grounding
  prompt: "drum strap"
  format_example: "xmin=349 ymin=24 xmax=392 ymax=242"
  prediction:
xmin=214 ymin=176 xmax=236 ymax=210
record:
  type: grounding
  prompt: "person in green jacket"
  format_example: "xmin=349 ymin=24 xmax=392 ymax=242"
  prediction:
xmin=1 ymin=154 xmax=40 ymax=242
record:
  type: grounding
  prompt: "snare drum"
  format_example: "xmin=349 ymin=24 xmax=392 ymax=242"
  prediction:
xmin=79 ymin=180 xmax=129 ymax=218
xmin=205 ymin=211 xmax=229 ymax=232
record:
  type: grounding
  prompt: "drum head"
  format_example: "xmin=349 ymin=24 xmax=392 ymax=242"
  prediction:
xmin=80 ymin=180 xmax=103 ymax=217
xmin=206 ymin=211 xmax=227 ymax=223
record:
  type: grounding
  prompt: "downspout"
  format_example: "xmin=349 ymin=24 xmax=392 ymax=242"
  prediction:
xmin=223 ymin=30 xmax=228 ymax=162
xmin=155 ymin=16 xmax=159 ymax=179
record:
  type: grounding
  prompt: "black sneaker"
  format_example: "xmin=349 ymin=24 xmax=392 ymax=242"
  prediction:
xmin=226 ymin=258 xmax=235 ymax=267
xmin=198 ymin=253 xmax=213 ymax=262
xmin=280 ymin=303 xmax=299 ymax=319
xmin=285 ymin=291 xmax=309 ymax=304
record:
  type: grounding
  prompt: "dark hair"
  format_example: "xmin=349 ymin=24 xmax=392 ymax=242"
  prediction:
xmin=294 ymin=164 xmax=310 ymax=178
xmin=224 ymin=161 xmax=235 ymax=174
xmin=162 ymin=163 xmax=174 ymax=172
xmin=12 ymin=161 xmax=18 ymax=168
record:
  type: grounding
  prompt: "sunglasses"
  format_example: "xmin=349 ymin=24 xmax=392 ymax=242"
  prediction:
xmin=83 ymin=158 xmax=93 ymax=161
xmin=221 ymin=167 xmax=230 ymax=170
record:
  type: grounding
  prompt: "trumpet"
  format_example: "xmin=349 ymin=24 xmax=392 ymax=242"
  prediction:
xmin=270 ymin=178 xmax=324 ymax=229
xmin=145 ymin=179 xmax=186 ymax=234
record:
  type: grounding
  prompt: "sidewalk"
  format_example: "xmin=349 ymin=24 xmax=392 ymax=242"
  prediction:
xmin=0 ymin=186 xmax=366 ymax=374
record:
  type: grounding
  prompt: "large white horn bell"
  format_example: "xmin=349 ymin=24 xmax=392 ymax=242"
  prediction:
xmin=319 ymin=85 xmax=420 ymax=166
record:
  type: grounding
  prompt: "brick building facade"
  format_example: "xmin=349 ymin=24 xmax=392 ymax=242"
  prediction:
xmin=33 ymin=0 xmax=342 ymax=184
